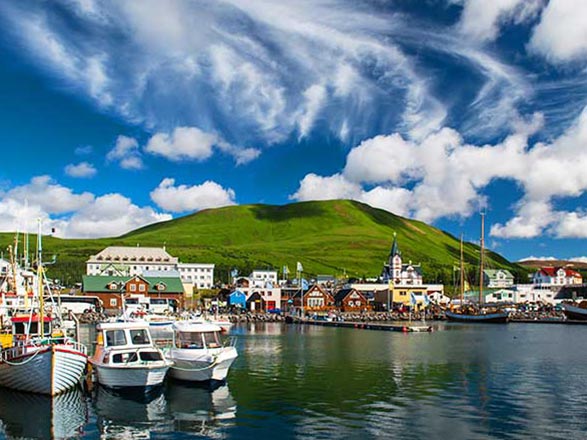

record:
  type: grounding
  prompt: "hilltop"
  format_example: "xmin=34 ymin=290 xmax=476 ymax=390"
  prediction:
xmin=0 ymin=200 xmax=527 ymax=289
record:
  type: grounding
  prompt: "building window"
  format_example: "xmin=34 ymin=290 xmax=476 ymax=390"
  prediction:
xmin=110 ymin=298 xmax=117 ymax=307
xmin=139 ymin=284 xmax=146 ymax=292
xmin=130 ymin=284 xmax=137 ymax=292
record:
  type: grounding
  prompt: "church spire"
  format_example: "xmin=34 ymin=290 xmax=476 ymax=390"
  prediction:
xmin=390 ymin=232 xmax=400 ymax=258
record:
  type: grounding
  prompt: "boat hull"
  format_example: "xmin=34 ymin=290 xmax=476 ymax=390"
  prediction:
xmin=445 ymin=310 xmax=509 ymax=323
xmin=92 ymin=363 xmax=170 ymax=389
xmin=167 ymin=346 xmax=238 ymax=382
xmin=0 ymin=344 xmax=88 ymax=395
xmin=561 ymin=304 xmax=587 ymax=320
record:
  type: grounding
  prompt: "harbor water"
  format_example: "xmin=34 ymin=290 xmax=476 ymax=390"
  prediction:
xmin=1 ymin=322 xmax=587 ymax=439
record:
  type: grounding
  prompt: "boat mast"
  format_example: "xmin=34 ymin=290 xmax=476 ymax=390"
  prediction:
xmin=460 ymin=235 xmax=464 ymax=307
xmin=479 ymin=212 xmax=485 ymax=306
xmin=37 ymin=219 xmax=45 ymax=338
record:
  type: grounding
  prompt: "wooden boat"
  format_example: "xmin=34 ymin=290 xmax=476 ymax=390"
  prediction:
xmin=561 ymin=302 xmax=587 ymax=320
xmin=0 ymin=227 xmax=88 ymax=395
xmin=445 ymin=309 xmax=509 ymax=323
xmin=445 ymin=215 xmax=509 ymax=324
xmin=0 ymin=314 xmax=88 ymax=395
xmin=90 ymin=321 xmax=172 ymax=390
xmin=151 ymin=321 xmax=238 ymax=382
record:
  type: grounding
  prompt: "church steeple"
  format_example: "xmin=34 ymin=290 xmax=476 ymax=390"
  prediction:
xmin=389 ymin=232 xmax=401 ymax=260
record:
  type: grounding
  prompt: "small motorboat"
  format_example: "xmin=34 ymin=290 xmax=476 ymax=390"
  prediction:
xmin=90 ymin=322 xmax=172 ymax=390
xmin=151 ymin=321 xmax=237 ymax=383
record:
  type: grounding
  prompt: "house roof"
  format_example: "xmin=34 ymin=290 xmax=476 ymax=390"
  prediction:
xmin=87 ymin=246 xmax=178 ymax=264
xmin=334 ymin=288 xmax=365 ymax=302
xmin=82 ymin=275 xmax=184 ymax=294
xmin=538 ymin=267 xmax=582 ymax=278
xmin=483 ymin=269 xmax=514 ymax=278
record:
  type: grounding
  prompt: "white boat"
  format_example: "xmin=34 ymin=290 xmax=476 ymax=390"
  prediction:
xmin=90 ymin=321 xmax=172 ymax=390
xmin=0 ymin=226 xmax=88 ymax=396
xmin=151 ymin=321 xmax=237 ymax=382
xmin=0 ymin=314 xmax=88 ymax=395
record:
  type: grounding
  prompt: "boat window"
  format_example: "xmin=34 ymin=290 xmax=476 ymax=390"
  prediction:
xmin=139 ymin=351 xmax=163 ymax=361
xmin=112 ymin=352 xmax=139 ymax=363
xmin=176 ymin=331 xmax=204 ymax=349
xmin=105 ymin=330 xmax=127 ymax=346
xmin=203 ymin=332 xmax=220 ymax=348
xmin=130 ymin=329 xmax=150 ymax=345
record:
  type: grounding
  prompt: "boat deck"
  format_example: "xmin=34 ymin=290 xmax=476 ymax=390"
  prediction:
xmin=298 ymin=319 xmax=433 ymax=332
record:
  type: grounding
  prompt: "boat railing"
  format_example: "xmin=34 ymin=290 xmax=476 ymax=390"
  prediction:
xmin=223 ymin=336 xmax=237 ymax=348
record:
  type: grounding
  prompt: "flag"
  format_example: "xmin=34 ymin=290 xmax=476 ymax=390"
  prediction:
xmin=283 ymin=265 xmax=290 ymax=275
xmin=230 ymin=268 xmax=239 ymax=278
xmin=296 ymin=261 xmax=304 ymax=272
xmin=410 ymin=292 xmax=418 ymax=306
xmin=423 ymin=294 xmax=430 ymax=306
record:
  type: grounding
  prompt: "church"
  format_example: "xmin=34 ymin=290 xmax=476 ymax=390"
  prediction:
xmin=380 ymin=233 xmax=423 ymax=286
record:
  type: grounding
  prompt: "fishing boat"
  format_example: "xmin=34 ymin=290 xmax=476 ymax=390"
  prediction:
xmin=445 ymin=215 xmax=509 ymax=324
xmin=90 ymin=321 xmax=172 ymax=390
xmin=150 ymin=321 xmax=238 ymax=382
xmin=0 ymin=224 xmax=88 ymax=395
xmin=560 ymin=302 xmax=587 ymax=320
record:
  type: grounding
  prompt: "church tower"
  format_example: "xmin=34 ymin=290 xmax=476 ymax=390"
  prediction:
xmin=382 ymin=232 xmax=402 ymax=283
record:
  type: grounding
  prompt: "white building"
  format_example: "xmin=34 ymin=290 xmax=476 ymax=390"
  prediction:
xmin=249 ymin=270 xmax=278 ymax=288
xmin=532 ymin=267 xmax=582 ymax=286
xmin=381 ymin=234 xmax=423 ymax=286
xmin=177 ymin=263 xmax=215 ymax=290
xmin=86 ymin=247 xmax=178 ymax=276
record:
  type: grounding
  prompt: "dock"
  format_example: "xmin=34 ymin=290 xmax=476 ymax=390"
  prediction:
xmin=295 ymin=319 xmax=433 ymax=332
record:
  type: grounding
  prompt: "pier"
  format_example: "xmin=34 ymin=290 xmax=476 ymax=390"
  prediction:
xmin=293 ymin=318 xmax=433 ymax=332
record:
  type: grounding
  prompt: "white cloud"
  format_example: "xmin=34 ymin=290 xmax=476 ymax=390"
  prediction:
xmin=4 ymin=175 xmax=94 ymax=214
xmin=107 ymin=135 xmax=144 ymax=170
xmin=457 ymin=0 xmax=544 ymax=42
xmin=292 ymin=105 xmax=587 ymax=238
xmin=150 ymin=178 xmax=236 ymax=213
xmin=518 ymin=256 xmax=557 ymax=262
xmin=529 ymin=0 xmax=587 ymax=63
xmin=144 ymin=127 xmax=217 ymax=162
xmin=64 ymin=162 xmax=97 ymax=178
xmin=0 ymin=176 xmax=170 ymax=238
xmin=62 ymin=193 xmax=171 ymax=238
xmin=145 ymin=126 xmax=260 ymax=165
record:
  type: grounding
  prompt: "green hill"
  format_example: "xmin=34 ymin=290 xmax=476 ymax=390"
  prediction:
xmin=0 ymin=200 xmax=527 ymax=291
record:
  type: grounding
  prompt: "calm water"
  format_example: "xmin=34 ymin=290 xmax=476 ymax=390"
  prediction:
xmin=1 ymin=322 xmax=587 ymax=439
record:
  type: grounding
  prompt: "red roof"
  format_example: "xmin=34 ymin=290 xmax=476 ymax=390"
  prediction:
xmin=539 ymin=267 xmax=582 ymax=278
xmin=11 ymin=314 xmax=52 ymax=323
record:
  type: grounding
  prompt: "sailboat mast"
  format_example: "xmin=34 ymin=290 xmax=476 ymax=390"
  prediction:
xmin=37 ymin=220 xmax=44 ymax=338
xmin=479 ymin=213 xmax=485 ymax=305
xmin=460 ymin=235 xmax=464 ymax=306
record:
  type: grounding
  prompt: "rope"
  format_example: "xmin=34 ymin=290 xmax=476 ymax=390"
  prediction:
xmin=1 ymin=345 xmax=45 ymax=366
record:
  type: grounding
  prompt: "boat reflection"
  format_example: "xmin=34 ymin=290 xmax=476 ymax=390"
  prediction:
xmin=166 ymin=381 xmax=237 ymax=437
xmin=93 ymin=382 xmax=236 ymax=438
xmin=0 ymin=386 xmax=87 ymax=439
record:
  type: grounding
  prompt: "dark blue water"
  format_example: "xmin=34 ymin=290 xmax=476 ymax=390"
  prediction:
xmin=1 ymin=322 xmax=586 ymax=439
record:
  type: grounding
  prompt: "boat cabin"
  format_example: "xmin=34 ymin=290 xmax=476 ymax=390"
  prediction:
xmin=150 ymin=322 xmax=223 ymax=350
xmin=11 ymin=314 xmax=53 ymax=339
xmin=94 ymin=322 xmax=165 ymax=364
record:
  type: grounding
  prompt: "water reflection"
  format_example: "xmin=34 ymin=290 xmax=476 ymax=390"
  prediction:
xmin=92 ymin=382 xmax=236 ymax=439
xmin=0 ymin=387 xmax=87 ymax=439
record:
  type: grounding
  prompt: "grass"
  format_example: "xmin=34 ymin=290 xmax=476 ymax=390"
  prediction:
xmin=0 ymin=200 xmax=528 ymax=290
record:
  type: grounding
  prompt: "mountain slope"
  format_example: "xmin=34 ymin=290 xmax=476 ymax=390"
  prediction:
xmin=0 ymin=200 xmax=526 ymax=288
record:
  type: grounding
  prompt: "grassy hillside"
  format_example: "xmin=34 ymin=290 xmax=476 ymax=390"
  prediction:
xmin=0 ymin=200 xmax=527 ymax=291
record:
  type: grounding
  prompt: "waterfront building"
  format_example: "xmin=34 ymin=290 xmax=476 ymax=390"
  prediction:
xmin=86 ymin=246 xmax=178 ymax=276
xmin=81 ymin=274 xmax=185 ymax=312
xmin=294 ymin=285 xmax=335 ymax=312
xmin=483 ymin=269 xmax=514 ymax=288
xmin=228 ymin=290 xmax=247 ymax=308
xmin=177 ymin=263 xmax=215 ymax=289
xmin=532 ymin=266 xmax=582 ymax=286
xmin=380 ymin=233 xmax=423 ymax=286
xmin=333 ymin=288 xmax=369 ymax=312
xmin=86 ymin=246 xmax=215 ymax=292
xmin=249 ymin=270 xmax=278 ymax=288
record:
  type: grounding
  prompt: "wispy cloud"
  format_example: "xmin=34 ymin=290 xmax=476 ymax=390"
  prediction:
xmin=107 ymin=135 xmax=144 ymax=170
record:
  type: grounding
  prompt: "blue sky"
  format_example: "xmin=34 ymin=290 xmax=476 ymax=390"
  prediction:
xmin=0 ymin=0 xmax=587 ymax=263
